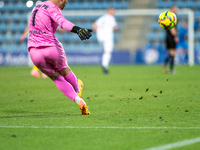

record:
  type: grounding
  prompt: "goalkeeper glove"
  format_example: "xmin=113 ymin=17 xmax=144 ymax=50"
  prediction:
xmin=71 ymin=26 xmax=92 ymax=41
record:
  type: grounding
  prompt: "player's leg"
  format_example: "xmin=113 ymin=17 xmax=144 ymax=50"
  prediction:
xmin=50 ymin=72 xmax=79 ymax=103
xmin=31 ymin=56 xmax=78 ymax=101
xmin=59 ymin=68 xmax=88 ymax=114
xmin=31 ymin=65 xmax=40 ymax=78
xmin=169 ymin=49 xmax=176 ymax=73
xmin=54 ymin=44 xmax=82 ymax=96
xmin=49 ymin=71 xmax=84 ymax=107
xmin=164 ymin=52 xmax=171 ymax=66
xmin=101 ymin=40 xmax=113 ymax=74
xmin=59 ymin=67 xmax=83 ymax=98
xmin=42 ymin=73 xmax=48 ymax=78
xmin=59 ymin=66 xmax=79 ymax=93
xmin=58 ymin=65 xmax=89 ymax=115
xmin=52 ymin=44 xmax=89 ymax=114
xmin=162 ymin=51 xmax=170 ymax=73
xmin=31 ymin=65 xmax=47 ymax=78
xmin=29 ymin=46 xmax=90 ymax=115
xmin=163 ymin=38 xmax=174 ymax=73
xmin=163 ymin=39 xmax=170 ymax=67
xmin=55 ymin=46 xmax=89 ymax=114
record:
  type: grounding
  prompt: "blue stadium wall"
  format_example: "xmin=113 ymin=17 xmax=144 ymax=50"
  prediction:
xmin=134 ymin=49 xmax=200 ymax=65
xmin=0 ymin=49 xmax=200 ymax=66
xmin=0 ymin=51 xmax=131 ymax=66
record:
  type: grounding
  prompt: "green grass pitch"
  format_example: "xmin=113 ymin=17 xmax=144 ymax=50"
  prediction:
xmin=0 ymin=65 xmax=200 ymax=150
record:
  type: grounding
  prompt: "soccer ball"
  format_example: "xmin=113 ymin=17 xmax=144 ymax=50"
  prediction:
xmin=158 ymin=11 xmax=177 ymax=30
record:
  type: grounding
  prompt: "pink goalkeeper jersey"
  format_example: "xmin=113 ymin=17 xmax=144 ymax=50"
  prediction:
xmin=28 ymin=1 xmax=74 ymax=50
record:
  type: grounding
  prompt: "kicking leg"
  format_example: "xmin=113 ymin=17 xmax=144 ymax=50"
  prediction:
xmin=49 ymin=71 xmax=77 ymax=101
xmin=59 ymin=67 xmax=80 ymax=95
xmin=30 ymin=47 xmax=90 ymax=115
xmin=53 ymin=75 xmax=89 ymax=115
xmin=49 ymin=71 xmax=90 ymax=115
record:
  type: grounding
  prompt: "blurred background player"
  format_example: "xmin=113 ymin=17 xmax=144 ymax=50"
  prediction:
xmin=28 ymin=0 xmax=92 ymax=115
xmin=177 ymin=21 xmax=188 ymax=64
xmin=92 ymin=7 xmax=118 ymax=74
xmin=20 ymin=26 xmax=66 ymax=78
xmin=162 ymin=5 xmax=179 ymax=74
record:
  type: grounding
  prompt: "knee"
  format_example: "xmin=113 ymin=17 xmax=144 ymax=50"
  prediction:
xmin=49 ymin=71 xmax=60 ymax=81
xmin=59 ymin=66 xmax=71 ymax=76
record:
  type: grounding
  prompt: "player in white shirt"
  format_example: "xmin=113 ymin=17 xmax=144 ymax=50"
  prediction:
xmin=92 ymin=7 xmax=118 ymax=74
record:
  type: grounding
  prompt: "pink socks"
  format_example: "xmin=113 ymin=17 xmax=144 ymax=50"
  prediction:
xmin=53 ymin=75 xmax=77 ymax=102
xmin=64 ymin=71 xmax=79 ymax=93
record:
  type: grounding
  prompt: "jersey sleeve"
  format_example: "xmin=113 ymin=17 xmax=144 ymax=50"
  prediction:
xmin=95 ymin=16 xmax=104 ymax=26
xmin=49 ymin=6 xmax=74 ymax=31
xmin=113 ymin=17 xmax=117 ymax=27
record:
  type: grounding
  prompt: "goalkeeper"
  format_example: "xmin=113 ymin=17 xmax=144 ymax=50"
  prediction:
xmin=28 ymin=0 xmax=92 ymax=115
xmin=21 ymin=26 xmax=66 ymax=78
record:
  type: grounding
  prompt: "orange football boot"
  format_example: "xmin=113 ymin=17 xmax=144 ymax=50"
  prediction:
xmin=78 ymin=100 xmax=90 ymax=115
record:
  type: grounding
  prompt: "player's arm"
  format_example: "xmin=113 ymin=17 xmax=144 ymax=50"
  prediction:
xmin=56 ymin=28 xmax=66 ymax=33
xmin=20 ymin=26 xmax=29 ymax=41
xmin=114 ymin=26 xmax=118 ymax=31
xmin=170 ymin=27 xmax=179 ymax=43
xmin=113 ymin=18 xmax=118 ymax=31
xmin=92 ymin=23 xmax=97 ymax=32
xmin=49 ymin=6 xmax=92 ymax=40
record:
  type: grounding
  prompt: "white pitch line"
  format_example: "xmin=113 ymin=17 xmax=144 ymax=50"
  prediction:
xmin=0 ymin=126 xmax=200 ymax=129
xmin=143 ymin=137 xmax=200 ymax=150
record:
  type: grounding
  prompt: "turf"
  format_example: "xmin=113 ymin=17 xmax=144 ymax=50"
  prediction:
xmin=0 ymin=65 xmax=200 ymax=150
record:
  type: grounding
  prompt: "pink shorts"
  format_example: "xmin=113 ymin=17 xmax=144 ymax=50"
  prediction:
xmin=29 ymin=44 xmax=68 ymax=76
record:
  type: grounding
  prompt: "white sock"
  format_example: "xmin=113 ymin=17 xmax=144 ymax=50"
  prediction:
xmin=74 ymin=96 xmax=86 ymax=105
xmin=102 ymin=53 xmax=111 ymax=69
